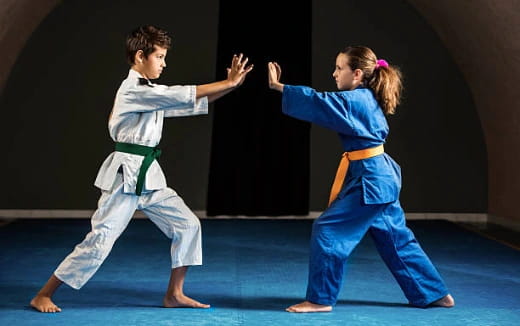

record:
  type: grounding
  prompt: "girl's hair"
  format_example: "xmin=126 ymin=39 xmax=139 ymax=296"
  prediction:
xmin=126 ymin=25 xmax=172 ymax=65
xmin=340 ymin=46 xmax=403 ymax=115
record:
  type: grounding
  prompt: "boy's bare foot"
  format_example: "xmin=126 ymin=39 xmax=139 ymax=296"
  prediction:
xmin=286 ymin=301 xmax=332 ymax=313
xmin=163 ymin=293 xmax=210 ymax=308
xmin=430 ymin=294 xmax=455 ymax=308
xmin=30 ymin=295 xmax=62 ymax=313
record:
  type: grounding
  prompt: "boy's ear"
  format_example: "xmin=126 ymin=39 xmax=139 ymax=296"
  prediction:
xmin=135 ymin=50 xmax=145 ymax=64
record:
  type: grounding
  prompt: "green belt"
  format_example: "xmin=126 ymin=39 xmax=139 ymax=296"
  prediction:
xmin=115 ymin=142 xmax=162 ymax=196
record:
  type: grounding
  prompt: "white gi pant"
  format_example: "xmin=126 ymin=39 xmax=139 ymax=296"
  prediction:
xmin=54 ymin=177 xmax=202 ymax=290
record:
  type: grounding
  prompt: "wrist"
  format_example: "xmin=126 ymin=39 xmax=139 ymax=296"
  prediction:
xmin=272 ymin=82 xmax=284 ymax=92
xmin=226 ymin=79 xmax=239 ymax=89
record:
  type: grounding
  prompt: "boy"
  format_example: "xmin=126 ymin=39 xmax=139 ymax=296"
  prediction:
xmin=30 ymin=25 xmax=253 ymax=313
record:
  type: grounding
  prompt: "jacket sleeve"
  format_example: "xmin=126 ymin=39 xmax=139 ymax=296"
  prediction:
xmin=282 ymin=85 xmax=355 ymax=135
xmin=164 ymin=96 xmax=208 ymax=117
xmin=119 ymin=83 xmax=199 ymax=114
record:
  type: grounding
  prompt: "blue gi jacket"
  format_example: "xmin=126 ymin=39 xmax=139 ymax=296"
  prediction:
xmin=282 ymin=85 xmax=401 ymax=205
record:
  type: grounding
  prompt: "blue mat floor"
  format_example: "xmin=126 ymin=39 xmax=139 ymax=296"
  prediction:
xmin=1 ymin=218 xmax=519 ymax=325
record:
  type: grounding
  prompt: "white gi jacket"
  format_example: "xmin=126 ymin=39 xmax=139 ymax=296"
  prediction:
xmin=94 ymin=69 xmax=208 ymax=194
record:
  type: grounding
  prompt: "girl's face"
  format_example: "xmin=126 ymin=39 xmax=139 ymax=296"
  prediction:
xmin=333 ymin=53 xmax=363 ymax=90
xmin=134 ymin=46 xmax=167 ymax=80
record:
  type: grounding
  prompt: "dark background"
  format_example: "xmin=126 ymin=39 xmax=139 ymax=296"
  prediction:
xmin=0 ymin=0 xmax=486 ymax=215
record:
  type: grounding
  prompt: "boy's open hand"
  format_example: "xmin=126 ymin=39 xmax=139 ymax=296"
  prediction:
xmin=227 ymin=53 xmax=253 ymax=87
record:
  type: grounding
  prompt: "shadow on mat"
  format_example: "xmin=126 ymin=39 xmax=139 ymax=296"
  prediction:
xmin=3 ymin=284 xmax=167 ymax=310
xmin=200 ymin=294 xmax=410 ymax=311
xmin=9 ymin=284 xmax=410 ymax=312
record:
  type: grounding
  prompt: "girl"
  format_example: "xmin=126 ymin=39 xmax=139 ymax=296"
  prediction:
xmin=267 ymin=46 xmax=454 ymax=313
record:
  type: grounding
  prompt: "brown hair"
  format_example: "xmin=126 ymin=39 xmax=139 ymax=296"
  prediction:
xmin=126 ymin=25 xmax=172 ymax=65
xmin=340 ymin=46 xmax=403 ymax=115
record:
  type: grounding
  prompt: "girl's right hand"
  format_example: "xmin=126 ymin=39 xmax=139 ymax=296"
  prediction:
xmin=268 ymin=62 xmax=284 ymax=92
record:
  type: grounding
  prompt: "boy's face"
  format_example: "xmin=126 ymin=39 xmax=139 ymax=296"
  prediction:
xmin=134 ymin=45 xmax=168 ymax=80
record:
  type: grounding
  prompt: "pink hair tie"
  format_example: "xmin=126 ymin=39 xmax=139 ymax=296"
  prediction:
xmin=375 ymin=59 xmax=389 ymax=69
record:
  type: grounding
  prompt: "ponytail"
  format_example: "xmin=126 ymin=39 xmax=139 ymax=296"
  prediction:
xmin=368 ymin=64 xmax=403 ymax=115
xmin=341 ymin=46 xmax=403 ymax=115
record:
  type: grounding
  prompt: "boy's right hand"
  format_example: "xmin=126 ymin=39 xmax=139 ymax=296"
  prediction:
xmin=227 ymin=53 xmax=253 ymax=87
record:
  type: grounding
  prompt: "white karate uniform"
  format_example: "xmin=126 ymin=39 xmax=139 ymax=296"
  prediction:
xmin=54 ymin=69 xmax=208 ymax=289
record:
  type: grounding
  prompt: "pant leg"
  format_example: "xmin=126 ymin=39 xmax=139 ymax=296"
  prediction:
xmin=368 ymin=200 xmax=449 ymax=307
xmin=54 ymin=182 xmax=138 ymax=289
xmin=139 ymin=188 xmax=202 ymax=268
xmin=305 ymin=187 xmax=385 ymax=305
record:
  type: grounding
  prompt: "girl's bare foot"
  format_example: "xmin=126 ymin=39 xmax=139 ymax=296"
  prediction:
xmin=430 ymin=294 xmax=455 ymax=308
xmin=286 ymin=301 xmax=332 ymax=313
xmin=30 ymin=295 xmax=61 ymax=313
xmin=163 ymin=293 xmax=210 ymax=308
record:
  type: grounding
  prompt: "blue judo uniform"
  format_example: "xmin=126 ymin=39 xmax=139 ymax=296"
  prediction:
xmin=282 ymin=85 xmax=449 ymax=307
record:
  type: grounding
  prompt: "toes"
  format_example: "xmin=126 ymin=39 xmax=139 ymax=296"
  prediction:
xmin=40 ymin=305 xmax=61 ymax=313
xmin=285 ymin=305 xmax=300 ymax=313
xmin=193 ymin=301 xmax=210 ymax=308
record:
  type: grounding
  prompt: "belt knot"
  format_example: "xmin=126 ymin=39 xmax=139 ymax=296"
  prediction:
xmin=328 ymin=145 xmax=384 ymax=206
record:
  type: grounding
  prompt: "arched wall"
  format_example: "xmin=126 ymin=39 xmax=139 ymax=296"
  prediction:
xmin=1 ymin=0 xmax=516 ymax=228
xmin=408 ymin=0 xmax=520 ymax=228
xmin=0 ymin=0 xmax=61 ymax=95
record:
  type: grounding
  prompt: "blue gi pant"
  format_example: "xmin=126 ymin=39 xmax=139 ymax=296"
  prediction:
xmin=305 ymin=186 xmax=449 ymax=307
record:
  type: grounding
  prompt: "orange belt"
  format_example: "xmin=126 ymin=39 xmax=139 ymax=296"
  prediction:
xmin=328 ymin=145 xmax=385 ymax=206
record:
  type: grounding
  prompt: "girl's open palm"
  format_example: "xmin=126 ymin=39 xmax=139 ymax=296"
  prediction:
xmin=268 ymin=62 xmax=283 ymax=91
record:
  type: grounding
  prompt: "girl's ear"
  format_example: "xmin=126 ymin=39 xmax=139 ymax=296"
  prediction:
xmin=354 ymin=68 xmax=364 ymax=81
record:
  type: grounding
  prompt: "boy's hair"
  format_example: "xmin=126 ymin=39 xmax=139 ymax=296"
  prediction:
xmin=126 ymin=25 xmax=172 ymax=65
xmin=340 ymin=46 xmax=403 ymax=115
